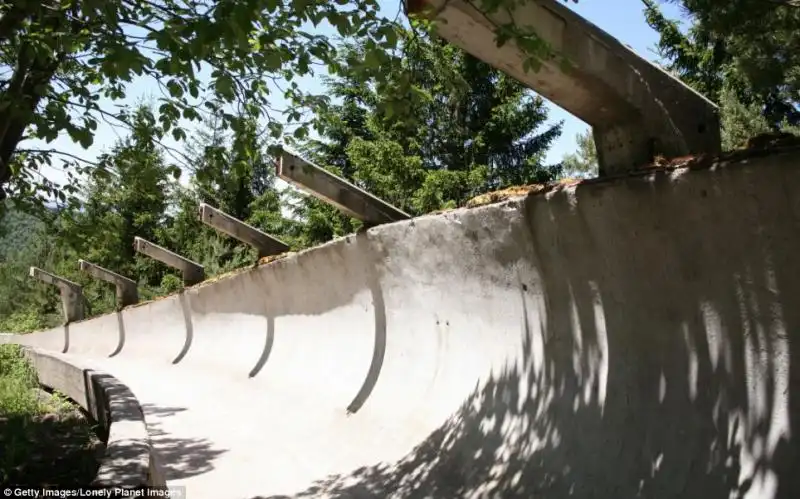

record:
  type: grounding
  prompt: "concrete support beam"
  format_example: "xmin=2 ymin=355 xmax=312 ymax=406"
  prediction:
xmin=198 ymin=203 xmax=290 ymax=259
xmin=132 ymin=237 xmax=204 ymax=287
xmin=407 ymin=0 xmax=721 ymax=176
xmin=29 ymin=267 xmax=85 ymax=323
xmin=277 ymin=150 xmax=411 ymax=226
xmin=78 ymin=260 xmax=139 ymax=308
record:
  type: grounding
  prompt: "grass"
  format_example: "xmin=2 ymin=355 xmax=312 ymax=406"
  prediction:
xmin=0 ymin=344 xmax=103 ymax=486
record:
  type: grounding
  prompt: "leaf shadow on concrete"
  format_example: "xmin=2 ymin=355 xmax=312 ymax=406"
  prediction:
xmin=255 ymin=165 xmax=800 ymax=498
xmin=138 ymin=403 xmax=227 ymax=481
xmin=5 ymin=370 xmax=227 ymax=487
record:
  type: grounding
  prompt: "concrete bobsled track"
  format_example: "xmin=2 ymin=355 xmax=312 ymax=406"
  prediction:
xmin=4 ymin=149 xmax=800 ymax=498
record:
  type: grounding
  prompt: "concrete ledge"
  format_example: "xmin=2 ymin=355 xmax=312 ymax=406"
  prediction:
xmin=21 ymin=347 xmax=165 ymax=489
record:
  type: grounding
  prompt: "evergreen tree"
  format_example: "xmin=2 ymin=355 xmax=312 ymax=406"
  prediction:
xmin=293 ymin=28 xmax=562 ymax=246
xmin=161 ymin=111 xmax=295 ymax=272
xmin=666 ymin=0 xmax=800 ymax=127
xmin=643 ymin=0 xmax=800 ymax=143
xmin=386 ymin=35 xmax=562 ymax=190
xmin=57 ymin=105 xmax=178 ymax=290
xmin=561 ymin=130 xmax=598 ymax=178
xmin=0 ymin=105 xmax=178 ymax=327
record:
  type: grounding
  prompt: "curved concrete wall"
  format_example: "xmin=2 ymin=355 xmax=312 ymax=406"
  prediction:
xmin=21 ymin=347 xmax=165 ymax=488
xmin=6 ymin=149 xmax=800 ymax=498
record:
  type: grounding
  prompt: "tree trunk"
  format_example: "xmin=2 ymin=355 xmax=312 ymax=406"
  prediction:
xmin=0 ymin=2 xmax=69 ymax=201
xmin=0 ymin=54 xmax=63 ymax=200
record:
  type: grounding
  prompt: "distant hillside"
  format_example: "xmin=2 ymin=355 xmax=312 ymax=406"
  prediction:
xmin=0 ymin=202 xmax=47 ymax=260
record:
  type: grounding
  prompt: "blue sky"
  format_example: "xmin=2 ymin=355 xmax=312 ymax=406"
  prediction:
xmin=31 ymin=0 xmax=685 ymax=186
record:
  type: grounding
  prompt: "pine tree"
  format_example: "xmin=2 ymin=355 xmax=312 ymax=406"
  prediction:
xmin=58 ymin=105 xmax=177 ymax=290
xmin=561 ymin=130 xmax=598 ymax=178
xmin=292 ymin=27 xmax=563 ymax=246
xmin=643 ymin=0 xmax=800 ymax=140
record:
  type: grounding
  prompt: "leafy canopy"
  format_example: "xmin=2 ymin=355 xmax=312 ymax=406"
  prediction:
xmin=293 ymin=25 xmax=563 ymax=246
xmin=0 ymin=0 xmax=591 ymax=209
xmin=0 ymin=0 xmax=407 ymax=206
xmin=644 ymin=0 xmax=800 ymax=129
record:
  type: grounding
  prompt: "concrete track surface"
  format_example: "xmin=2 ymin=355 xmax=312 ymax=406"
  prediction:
xmin=5 ymin=151 xmax=800 ymax=498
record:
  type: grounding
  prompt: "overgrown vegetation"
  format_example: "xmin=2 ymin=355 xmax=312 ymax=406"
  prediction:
xmin=0 ymin=1 xmax=798 ymax=333
xmin=0 ymin=22 xmax=567 ymax=331
xmin=0 ymin=344 xmax=102 ymax=486
xmin=0 ymin=0 xmax=797 ymax=488
xmin=643 ymin=0 xmax=800 ymax=148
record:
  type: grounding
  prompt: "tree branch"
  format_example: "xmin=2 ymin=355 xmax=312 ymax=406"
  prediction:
xmin=16 ymin=148 xmax=100 ymax=166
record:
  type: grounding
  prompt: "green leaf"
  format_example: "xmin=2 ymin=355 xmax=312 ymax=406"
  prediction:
xmin=267 ymin=121 xmax=284 ymax=138
xmin=167 ymin=80 xmax=184 ymax=98
xmin=172 ymin=127 xmax=187 ymax=141
xmin=214 ymin=74 xmax=235 ymax=100
xmin=293 ymin=126 xmax=308 ymax=140
xmin=364 ymin=48 xmax=382 ymax=69
xmin=263 ymin=50 xmax=283 ymax=71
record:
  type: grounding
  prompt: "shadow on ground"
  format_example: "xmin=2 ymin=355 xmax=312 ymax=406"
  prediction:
xmin=254 ymin=165 xmax=800 ymax=498
xmin=0 ymin=393 xmax=225 ymax=488
xmin=0 ymin=408 xmax=102 ymax=487
xmin=139 ymin=403 xmax=227 ymax=480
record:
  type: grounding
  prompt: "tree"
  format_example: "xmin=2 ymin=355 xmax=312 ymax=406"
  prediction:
xmin=561 ymin=130 xmax=598 ymax=178
xmin=0 ymin=99 xmax=299 ymax=328
xmin=0 ymin=233 xmax=66 ymax=332
xmin=318 ymin=26 xmax=561 ymax=195
xmin=665 ymin=0 xmax=800 ymax=126
xmin=643 ymin=0 xmax=800 ymax=141
xmin=388 ymin=33 xmax=562 ymax=190
xmin=186 ymin=112 xmax=262 ymax=221
xmin=160 ymin=109 xmax=297 ymax=270
xmin=0 ymin=104 xmax=180 ymax=326
xmin=56 ymin=104 xmax=178 ymax=300
xmin=0 ymin=0 xmax=407 ymax=204
xmin=301 ymin=28 xmax=562 ymax=228
xmin=289 ymin=54 xmax=377 ymax=247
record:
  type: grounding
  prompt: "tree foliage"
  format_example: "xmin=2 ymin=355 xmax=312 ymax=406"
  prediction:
xmin=291 ymin=27 xmax=562 ymax=245
xmin=0 ymin=19 xmax=566 ymax=330
xmin=561 ymin=130 xmax=597 ymax=178
xmin=0 ymin=0 xmax=407 ymax=205
xmin=339 ymin=31 xmax=561 ymax=187
xmin=643 ymin=0 xmax=800 ymax=147
xmin=665 ymin=0 xmax=800 ymax=126
xmin=0 ymin=101 xmax=293 ymax=329
xmin=0 ymin=0 xmax=595 ymax=211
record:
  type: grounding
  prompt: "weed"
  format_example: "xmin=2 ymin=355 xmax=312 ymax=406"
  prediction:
xmin=0 ymin=344 xmax=102 ymax=486
xmin=0 ymin=344 xmax=42 ymax=417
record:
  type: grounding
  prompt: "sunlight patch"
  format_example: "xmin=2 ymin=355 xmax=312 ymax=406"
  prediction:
xmin=590 ymin=281 xmax=609 ymax=411
xmin=700 ymin=301 xmax=726 ymax=372
xmin=682 ymin=324 xmax=698 ymax=400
